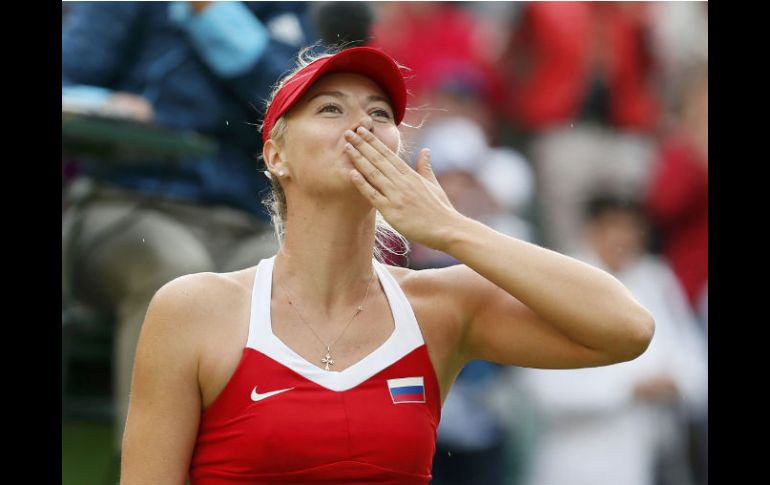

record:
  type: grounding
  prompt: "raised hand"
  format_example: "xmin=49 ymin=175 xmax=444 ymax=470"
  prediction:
xmin=344 ymin=126 xmax=463 ymax=250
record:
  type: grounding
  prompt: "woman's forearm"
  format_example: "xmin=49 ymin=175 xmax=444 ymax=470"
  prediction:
xmin=440 ymin=215 xmax=655 ymax=360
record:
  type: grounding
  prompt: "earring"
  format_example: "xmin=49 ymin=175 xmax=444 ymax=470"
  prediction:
xmin=278 ymin=170 xmax=285 ymax=177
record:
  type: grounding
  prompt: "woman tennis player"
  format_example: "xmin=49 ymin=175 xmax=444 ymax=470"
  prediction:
xmin=120 ymin=46 xmax=654 ymax=485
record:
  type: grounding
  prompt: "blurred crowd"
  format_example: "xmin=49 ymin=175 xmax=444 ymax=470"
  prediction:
xmin=62 ymin=2 xmax=707 ymax=484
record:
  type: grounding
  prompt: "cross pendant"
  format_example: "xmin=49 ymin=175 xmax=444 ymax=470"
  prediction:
xmin=321 ymin=349 xmax=335 ymax=371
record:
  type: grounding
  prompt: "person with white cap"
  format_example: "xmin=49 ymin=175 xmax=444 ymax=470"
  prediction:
xmin=121 ymin=46 xmax=654 ymax=484
xmin=409 ymin=116 xmax=536 ymax=270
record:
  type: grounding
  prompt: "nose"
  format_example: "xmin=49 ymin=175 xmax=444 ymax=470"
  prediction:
xmin=353 ymin=111 xmax=374 ymax=133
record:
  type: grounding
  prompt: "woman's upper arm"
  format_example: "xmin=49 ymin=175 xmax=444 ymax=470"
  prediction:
xmin=120 ymin=277 xmax=205 ymax=485
xmin=439 ymin=265 xmax=611 ymax=369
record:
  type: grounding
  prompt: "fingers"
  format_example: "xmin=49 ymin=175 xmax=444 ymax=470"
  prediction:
xmin=349 ymin=168 xmax=385 ymax=207
xmin=344 ymin=128 xmax=408 ymax=179
xmin=415 ymin=148 xmax=438 ymax=183
xmin=345 ymin=142 xmax=394 ymax=195
xmin=355 ymin=127 xmax=412 ymax=174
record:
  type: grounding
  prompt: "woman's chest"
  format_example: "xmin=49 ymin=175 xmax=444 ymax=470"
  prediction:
xmin=197 ymin=279 xmax=464 ymax=409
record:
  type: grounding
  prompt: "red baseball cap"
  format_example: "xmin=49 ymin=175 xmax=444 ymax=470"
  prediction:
xmin=261 ymin=46 xmax=407 ymax=144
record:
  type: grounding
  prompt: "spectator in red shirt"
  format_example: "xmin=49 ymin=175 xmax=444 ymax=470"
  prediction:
xmin=502 ymin=1 xmax=660 ymax=132
xmin=646 ymin=65 xmax=708 ymax=313
xmin=370 ymin=2 xmax=504 ymax=120
xmin=496 ymin=2 xmax=664 ymax=252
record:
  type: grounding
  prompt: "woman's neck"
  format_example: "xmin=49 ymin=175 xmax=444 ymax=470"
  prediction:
xmin=274 ymin=197 xmax=379 ymax=316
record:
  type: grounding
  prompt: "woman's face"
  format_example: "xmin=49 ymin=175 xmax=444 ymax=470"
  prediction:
xmin=279 ymin=72 xmax=401 ymax=195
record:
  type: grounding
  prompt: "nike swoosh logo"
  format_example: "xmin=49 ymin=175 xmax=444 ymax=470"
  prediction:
xmin=251 ymin=386 xmax=294 ymax=402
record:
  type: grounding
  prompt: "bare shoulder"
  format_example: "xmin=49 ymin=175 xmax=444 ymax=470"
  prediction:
xmin=151 ymin=269 xmax=253 ymax=323
xmin=383 ymin=263 xmax=496 ymax=339
xmin=144 ymin=269 xmax=256 ymax=354
xmin=382 ymin=263 xmax=453 ymax=290
xmin=384 ymin=263 xmax=490 ymax=308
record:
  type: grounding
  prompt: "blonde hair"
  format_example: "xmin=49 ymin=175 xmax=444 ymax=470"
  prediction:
xmin=259 ymin=46 xmax=410 ymax=263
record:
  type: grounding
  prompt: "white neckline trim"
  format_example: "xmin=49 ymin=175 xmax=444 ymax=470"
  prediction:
xmin=246 ymin=256 xmax=424 ymax=392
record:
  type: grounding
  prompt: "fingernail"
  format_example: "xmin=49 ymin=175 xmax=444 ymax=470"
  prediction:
xmin=344 ymin=130 xmax=355 ymax=139
xmin=345 ymin=142 xmax=353 ymax=150
xmin=356 ymin=126 xmax=368 ymax=135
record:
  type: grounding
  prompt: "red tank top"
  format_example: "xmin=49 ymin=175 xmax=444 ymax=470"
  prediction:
xmin=189 ymin=256 xmax=442 ymax=484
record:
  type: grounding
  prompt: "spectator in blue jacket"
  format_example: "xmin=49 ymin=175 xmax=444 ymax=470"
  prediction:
xmin=62 ymin=1 xmax=314 ymax=453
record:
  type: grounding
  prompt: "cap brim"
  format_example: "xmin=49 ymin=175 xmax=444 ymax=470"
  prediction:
xmin=283 ymin=47 xmax=407 ymax=126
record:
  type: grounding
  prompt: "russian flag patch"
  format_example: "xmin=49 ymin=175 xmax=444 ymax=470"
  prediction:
xmin=387 ymin=377 xmax=425 ymax=404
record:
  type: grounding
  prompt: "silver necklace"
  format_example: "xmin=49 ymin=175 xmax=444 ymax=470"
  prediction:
xmin=277 ymin=266 xmax=375 ymax=371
